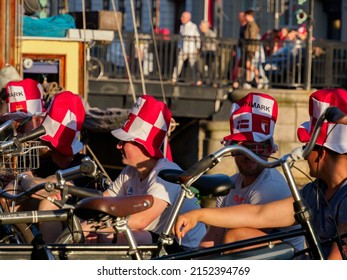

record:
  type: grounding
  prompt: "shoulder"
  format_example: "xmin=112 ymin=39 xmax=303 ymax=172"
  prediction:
xmin=147 ymin=158 xmax=181 ymax=186
xmin=117 ymin=165 xmax=138 ymax=180
xmin=334 ymin=183 xmax=347 ymax=206
xmin=259 ymin=168 xmax=287 ymax=184
xmin=230 ymin=173 xmax=241 ymax=184
xmin=252 ymin=169 xmax=291 ymax=196
xmin=248 ymin=21 xmax=259 ymax=30
xmin=145 ymin=159 xmax=182 ymax=202
xmin=300 ymin=180 xmax=321 ymax=194
xmin=207 ymin=30 xmax=216 ymax=37
xmin=154 ymin=158 xmax=182 ymax=172
xmin=188 ymin=21 xmax=199 ymax=30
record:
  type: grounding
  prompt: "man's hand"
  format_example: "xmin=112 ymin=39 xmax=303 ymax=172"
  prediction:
xmin=173 ymin=210 xmax=200 ymax=239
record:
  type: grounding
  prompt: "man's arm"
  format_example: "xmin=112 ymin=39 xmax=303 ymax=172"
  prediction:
xmin=127 ymin=197 xmax=168 ymax=230
xmin=194 ymin=24 xmax=201 ymax=50
xmin=174 ymin=197 xmax=295 ymax=239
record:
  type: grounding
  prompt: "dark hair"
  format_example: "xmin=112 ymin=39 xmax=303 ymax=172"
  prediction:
xmin=245 ymin=9 xmax=255 ymax=16
xmin=323 ymin=146 xmax=345 ymax=156
xmin=314 ymin=144 xmax=344 ymax=157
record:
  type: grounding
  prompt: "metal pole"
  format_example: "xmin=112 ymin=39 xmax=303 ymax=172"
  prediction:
xmin=219 ymin=0 xmax=223 ymax=37
xmin=204 ymin=0 xmax=208 ymax=21
xmin=304 ymin=0 xmax=314 ymax=90
xmin=5 ymin=0 xmax=10 ymax=64
xmin=274 ymin=0 xmax=279 ymax=30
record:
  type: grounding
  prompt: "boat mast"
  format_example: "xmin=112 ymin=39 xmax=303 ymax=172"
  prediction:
xmin=0 ymin=0 xmax=17 ymax=69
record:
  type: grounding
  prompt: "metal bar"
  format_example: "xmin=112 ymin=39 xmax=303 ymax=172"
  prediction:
xmin=304 ymin=0 xmax=314 ymax=90
xmin=0 ymin=209 xmax=69 ymax=224
xmin=155 ymin=229 xmax=305 ymax=260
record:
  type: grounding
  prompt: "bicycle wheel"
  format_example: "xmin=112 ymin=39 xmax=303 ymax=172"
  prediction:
xmin=0 ymin=223 xmax=34 ymax=244
xmin=88 ymin=57 xmax=104 ymax=80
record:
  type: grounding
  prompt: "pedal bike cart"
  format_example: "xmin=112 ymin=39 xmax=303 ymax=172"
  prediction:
xmin=0 ymin=106 xmax=345 ymax=260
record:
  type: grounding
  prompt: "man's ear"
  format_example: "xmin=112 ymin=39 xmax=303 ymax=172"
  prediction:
xmin=315 ymin=147 xmax=326 ymax=162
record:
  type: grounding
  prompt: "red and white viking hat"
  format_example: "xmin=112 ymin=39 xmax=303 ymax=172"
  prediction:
xmin=5 ymin=78 xmax=45 ymax=119
xmin=41 ymin=91 xmax=85 ymax=156
xmin=223 ymin=92 xmax=278 ymax=153
xmin=297 ymin=88 xmax=347 ymax=154
xmin=111 ymin=95 xmax=172 ymax=158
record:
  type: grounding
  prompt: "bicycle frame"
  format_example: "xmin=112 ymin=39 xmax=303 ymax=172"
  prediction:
xmin=155 ymin=144 xmax=324 ymax=260
xmin=0 ymin=158 xmax=104 ymax=250
xmin=71 ymin=172 xmax=233 ymax=260
xmin=0 ymin=168 xmax=233 ymax=260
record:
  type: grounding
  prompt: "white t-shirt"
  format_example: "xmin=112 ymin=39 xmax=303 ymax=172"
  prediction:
xmin=179 ymin=21 xmax=201 ymax=54
xmin=216 ymin=168 xmax=304 ymax=252
xmin=108 ymin=158 xmax=206 ymax=249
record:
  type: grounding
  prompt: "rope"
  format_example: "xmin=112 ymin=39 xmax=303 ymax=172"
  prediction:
xmin=130 ymin=0 xmax=147 ymax=95
xmin=109 ymin=0 xmax=179 ymax=160
xmin=86 ymin=144 xmax=112 ymax=183
xmin=110 ymin=0 xmax=137 ymax=103
xmin=81 ymin=0 xmax=88 ymax=102
xmin=145 ymin=0 xmax=166 ymax=103
xmin=144 ymin=0 xmax=179 ymax=157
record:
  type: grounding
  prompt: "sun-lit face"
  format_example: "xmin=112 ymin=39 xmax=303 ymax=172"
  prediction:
xmin=232 ymin=141 xmax=272 ymax=177
xmin=245 ymin=13 xmax=253 ymax=23
xmin=181 ymin=12 xmax=191 ymax=24
xmin=304 ymin=145 xmax=323 ymax=178
xmin=116 ymin=140 xmax=150 ymax=168
xmin=281 ymin=27 xmax=289 ymax=37
xmin=199 ymin=22 xmax=209 ymax=33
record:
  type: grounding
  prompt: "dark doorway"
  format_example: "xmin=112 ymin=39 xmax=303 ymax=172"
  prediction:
xmin=173 ymin=0 xmax=186 ymax=34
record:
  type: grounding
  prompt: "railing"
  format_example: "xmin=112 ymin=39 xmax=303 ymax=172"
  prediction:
xmin=90 ymin=32 xmax=347 ymax=89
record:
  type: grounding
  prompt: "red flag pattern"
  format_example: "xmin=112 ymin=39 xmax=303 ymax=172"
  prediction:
xmin=224 ymin=92 xmax=278 ymax=144
xmin=297 ymin=88 xmax=347 ymax=154
xmin=6 ymin=78 xmax=45 ymax=115
xmin=41 ymin=91 xmax=85 ymax=156
xmin=111 ymin=95 xmax=172 ymax=159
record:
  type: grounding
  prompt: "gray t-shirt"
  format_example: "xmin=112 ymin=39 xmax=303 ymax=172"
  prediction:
xmin=108 ymin=158 xmax=206 ymax=249
xmin=217 ymin=168 xmax=304 ymax=252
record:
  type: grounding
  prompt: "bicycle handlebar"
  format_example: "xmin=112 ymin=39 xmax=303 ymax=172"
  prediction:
xmin=66 ymin=185 xmax=102 ymax=198
xmin=0 ymin=125 xmax=46 ymax=152
xmin=178 ymin=106 xmax=346 ymax=186
xmin=0 ymin=180 xmax=102 ymax=202
xmin=0 ymin=158 xmax=103 ymax=203
xmin=55 ymin=157 xmax=98 ymax=183
xmin=0 ymin=182 xmax=47 ymax=201
xmin=0 ymin=120 xmax=15 ymax=134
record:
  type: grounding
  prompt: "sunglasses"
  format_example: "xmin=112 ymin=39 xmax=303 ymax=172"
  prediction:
xmin=117 ymin=140 xmax=135 ymax=148
xmin=302 ymin=144 xmax=321 ymax=152
xmin=231 ymin=141 xmax=270 ymax=155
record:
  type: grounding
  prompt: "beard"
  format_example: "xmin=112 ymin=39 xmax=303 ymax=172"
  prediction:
xmin=235 ymin=157 xmax=265 ymax=177
xmin=238 ymin=164 xmax=264 ymax=177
